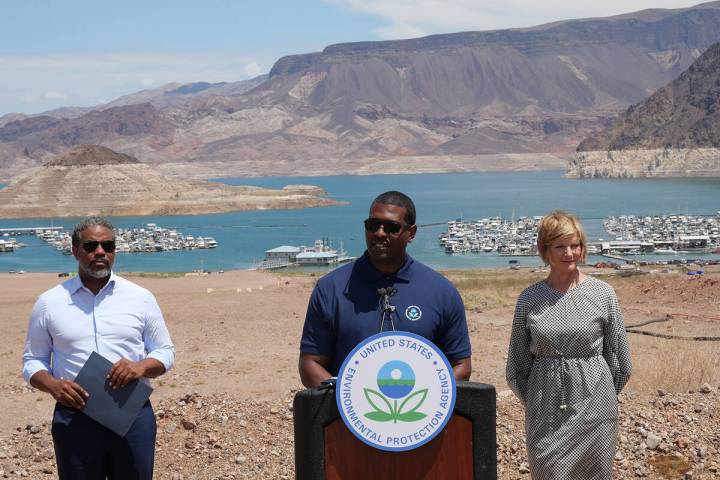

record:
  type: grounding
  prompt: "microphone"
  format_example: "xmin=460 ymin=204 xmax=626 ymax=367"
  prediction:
xmin=377 ymin=287 xmax=397 ymax=314
xmin=377 ymin=287 xmax=397 ymax=332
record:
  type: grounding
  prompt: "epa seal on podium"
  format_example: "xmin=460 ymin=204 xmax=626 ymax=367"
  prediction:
xmin=336 ymin=331 xmax=456 ymax=452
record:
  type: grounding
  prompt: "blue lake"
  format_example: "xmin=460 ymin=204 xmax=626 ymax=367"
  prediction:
xmin=1 ymin=171 xmax=719 ymax=272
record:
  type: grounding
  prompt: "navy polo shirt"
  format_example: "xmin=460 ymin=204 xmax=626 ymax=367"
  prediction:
xmin=300 ymin=252 xmax=471 ymax=376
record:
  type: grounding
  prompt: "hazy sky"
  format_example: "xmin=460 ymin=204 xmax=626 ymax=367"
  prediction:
xmin=0 ymin=0 xmax=704 ymax=116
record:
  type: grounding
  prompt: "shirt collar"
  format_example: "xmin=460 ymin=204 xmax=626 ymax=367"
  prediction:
xmin=355 ymin=251 xmax=414 ymax=283
xmin=68 ymin=271 xmax=117 ymax=296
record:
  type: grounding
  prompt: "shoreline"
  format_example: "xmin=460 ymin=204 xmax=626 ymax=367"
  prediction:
xmin=3 ymin=262 xmax=717 ymax=278
xmin=0 ymin=167 xmax=571 ymax=191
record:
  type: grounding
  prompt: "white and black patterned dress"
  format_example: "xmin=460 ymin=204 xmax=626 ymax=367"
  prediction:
xmin=506 ymin=276 xmax=632 ymax=480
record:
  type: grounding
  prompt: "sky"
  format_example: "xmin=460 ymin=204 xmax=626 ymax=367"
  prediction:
xmin=0 ymin=0 xmax=705 ymax=116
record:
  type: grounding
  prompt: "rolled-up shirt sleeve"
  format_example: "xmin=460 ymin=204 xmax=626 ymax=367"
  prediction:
xmin=142 ymin=293 xmax=175 ymax=372
xmin=22 ymin=297 xmax=53 ymax=383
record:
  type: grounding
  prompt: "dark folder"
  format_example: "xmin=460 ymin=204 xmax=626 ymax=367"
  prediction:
xmin=73 ymin=351 xmax=153 ymax=437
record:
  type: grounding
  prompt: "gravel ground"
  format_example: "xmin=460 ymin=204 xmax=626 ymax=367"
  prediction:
xmin=1 ymin=386 xmax=718 ymax=479
xmin=1 ymin=267 xmax=718 ymax=478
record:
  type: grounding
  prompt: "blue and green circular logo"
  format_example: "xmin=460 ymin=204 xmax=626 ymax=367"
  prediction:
xmin=377 ymin=360 xmax=415 ymax=398
xmin=405 ymin=305 xmax=422 ymax=321
xmin=336 ymin=331 xmax=456 ymax=452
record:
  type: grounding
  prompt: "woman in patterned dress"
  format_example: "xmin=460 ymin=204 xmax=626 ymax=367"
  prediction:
xmin=506 ymin=211 xmax=632 ymax=479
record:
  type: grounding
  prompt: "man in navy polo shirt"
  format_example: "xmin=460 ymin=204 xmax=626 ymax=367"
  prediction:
xmin=299 ymin=191 xmax=472 ymax=387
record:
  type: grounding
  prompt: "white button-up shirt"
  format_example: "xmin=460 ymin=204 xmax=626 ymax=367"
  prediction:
xmin=23 ymin=272 xmax=175 ymax=383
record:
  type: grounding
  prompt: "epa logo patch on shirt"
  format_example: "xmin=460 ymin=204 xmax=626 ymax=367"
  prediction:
xmin=405 ymin=305 xmax=422 ymax=321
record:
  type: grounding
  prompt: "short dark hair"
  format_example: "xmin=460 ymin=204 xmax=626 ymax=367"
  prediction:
xmin=71 ymin=216 xmax=115 ymax=247
xmin=371 ymin=191 xmax=416 ymax=225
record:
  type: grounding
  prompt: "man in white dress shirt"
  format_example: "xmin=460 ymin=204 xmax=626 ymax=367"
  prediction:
xmin=22 ymin=216 xmax=175 ymax=480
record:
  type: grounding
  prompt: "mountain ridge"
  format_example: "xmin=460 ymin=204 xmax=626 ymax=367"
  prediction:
xmin=3 ymin=3 xmax=720 ymax=180
xmin=570 ymin=41 xmax=720 ymax=177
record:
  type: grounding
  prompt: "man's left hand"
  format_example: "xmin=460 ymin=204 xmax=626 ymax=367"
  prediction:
xmin=107 ymin=358 xmax=145 ymax=389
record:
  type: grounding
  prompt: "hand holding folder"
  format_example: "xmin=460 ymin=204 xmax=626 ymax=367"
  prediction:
xmin=73 ymin=351 xmax=153 ymax=437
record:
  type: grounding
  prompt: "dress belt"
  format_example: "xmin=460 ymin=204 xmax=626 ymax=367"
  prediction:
xmin=534 ymin=352 xmax=602 ymax=359
xmin=535 ymin=351 xmax=602 ymax=410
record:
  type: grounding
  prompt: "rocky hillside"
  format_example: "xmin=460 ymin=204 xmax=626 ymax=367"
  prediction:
xmin=0 ymin=145 xmax=338 ymax=218
xmin=3 ymin=3 xmax=720 ymax=179
xmin=570 ymin=42 xmax=720 ymax=177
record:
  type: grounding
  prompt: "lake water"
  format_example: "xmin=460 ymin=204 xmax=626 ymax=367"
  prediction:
xmin=1 ymin=171 xmax=719 ymax=272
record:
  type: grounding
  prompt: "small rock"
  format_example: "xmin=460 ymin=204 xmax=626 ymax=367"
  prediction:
xmin=29 ymin=426 xmax=41 ymax=434
xmin=519 ymin=462 xmax=530 ymax=474
xmin=17 ymin=444 xmax=34 ymax=459
xmin=675 ymin=436 xmax=690 ymax=449
xmin=700 ymin=383 xmax=712 ymax=393
xmin=171 ymin=474 xmax=184 ymax=480
xmin=235 ymin=455 xmax=246 ymax=464
xmin=164 ymin=423 xmax=177 ymax=434
xmin=181 ymin=418 xmax=197 ymax=430
xmin=657 ymin=389 xmax=667 ymax=397
xmin=646 ymin=432 xmax=662 ymax=450
xmin=694 ymin=403 xmax=705 ymax=413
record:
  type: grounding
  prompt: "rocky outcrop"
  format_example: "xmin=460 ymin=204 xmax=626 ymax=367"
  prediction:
xmin=0 ymin=146 xmax=338 ymax=219
xmin=571 ymin=42 xmax=720 ymax=177
xmin=44 ymin=144 xmax=139 ymax=166
xmin=569 ymin=148 xmax=720 ymax=178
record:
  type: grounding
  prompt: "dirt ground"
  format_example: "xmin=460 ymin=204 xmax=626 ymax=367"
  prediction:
xmin=1 ymin=265 xmax=718 ymax=478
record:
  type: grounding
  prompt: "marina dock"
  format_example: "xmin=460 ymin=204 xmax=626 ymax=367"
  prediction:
xmin=599 ymin=253 xmax=631 ymax=263
xmin=0 ymin=226 xmax=64 ymax=236
xmin=439 ymin=211 xmax=720 ymax=257
xmin=438 ymin=216 xmax=541 ymax=255
xmin=35 ymin=224 xmax=218 ymax=254
xmin=251 ymin=239 xmax=355 ymax=270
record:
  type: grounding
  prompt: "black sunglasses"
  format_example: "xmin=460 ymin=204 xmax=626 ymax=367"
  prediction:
xmin=81 ymin=240 xmax=116 ymax=253
xmin=363 ymin=218 xmax=410 ymax=235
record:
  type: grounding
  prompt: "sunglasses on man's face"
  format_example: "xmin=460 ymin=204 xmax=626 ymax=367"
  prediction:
xmin=81 ymin=240 xmax=116 ymax=253
xmin=363 ymin=218 xmax=409 ymax=235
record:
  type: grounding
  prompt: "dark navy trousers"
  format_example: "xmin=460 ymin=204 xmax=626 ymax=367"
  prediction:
xmin=51 ymin=401 xmax=156 ymax=480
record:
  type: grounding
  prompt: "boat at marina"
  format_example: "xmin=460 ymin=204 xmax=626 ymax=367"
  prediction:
xmin=603 ymin=213 xmax=719 ymax=255
xmin=35 ymin=224 xmax=219 ymax=254
xmin=438 ymin=216 xmax=539 ymax=256
xmin=251 ymin=239 xmax=355 ymax=270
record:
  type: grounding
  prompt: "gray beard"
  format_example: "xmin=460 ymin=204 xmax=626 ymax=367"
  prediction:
xmin=81 ymin=264 xmax=111 ymax=279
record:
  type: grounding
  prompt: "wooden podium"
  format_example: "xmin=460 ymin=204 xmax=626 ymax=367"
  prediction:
xmin=294 ymin=381 xmax=496 ymax=479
